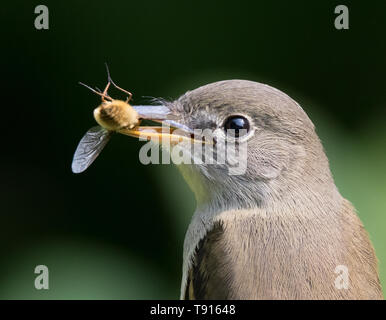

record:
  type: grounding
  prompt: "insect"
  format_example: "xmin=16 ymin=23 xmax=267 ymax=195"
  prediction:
xmin=72 ymin=66 xmax=140 ymax=174
xmin=72 ymin=65 xmax=199 ymax=174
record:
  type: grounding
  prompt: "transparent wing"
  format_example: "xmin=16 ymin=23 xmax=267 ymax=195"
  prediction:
xmin=71 ymin=126 xmax=113 ymax=173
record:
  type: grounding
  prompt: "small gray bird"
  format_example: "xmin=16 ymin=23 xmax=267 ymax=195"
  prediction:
xmin=155 ymin=80 xmax=383 ymax=300
xmin=73 ymin=79 xmax=383 ymax=299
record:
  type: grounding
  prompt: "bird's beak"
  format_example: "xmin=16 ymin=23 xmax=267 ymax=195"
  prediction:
xmin=118 ymin=105 xmax=206 ymax=144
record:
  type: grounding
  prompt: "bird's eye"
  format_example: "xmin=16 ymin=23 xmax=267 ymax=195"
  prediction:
xmin=223 ymin=115 xmax=250 ymax=137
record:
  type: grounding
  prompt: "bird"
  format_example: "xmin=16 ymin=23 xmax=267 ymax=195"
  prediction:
xmin=100 ymin=79 xmax=384 ymax=299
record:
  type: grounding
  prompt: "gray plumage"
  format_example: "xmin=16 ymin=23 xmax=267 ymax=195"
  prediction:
xmin=165 ymin=80 xmax=382 ymax=299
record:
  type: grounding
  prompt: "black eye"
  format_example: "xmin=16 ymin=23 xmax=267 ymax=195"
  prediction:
xmin=223 ymin=116 xmax=250 ymax=137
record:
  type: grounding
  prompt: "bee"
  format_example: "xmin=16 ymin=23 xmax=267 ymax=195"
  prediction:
xmin=72 ymin=65 xmax=140 ymax=173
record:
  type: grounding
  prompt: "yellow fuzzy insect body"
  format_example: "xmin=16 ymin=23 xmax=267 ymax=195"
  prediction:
xmin=94 ymin=100 xmax=139 ymax=131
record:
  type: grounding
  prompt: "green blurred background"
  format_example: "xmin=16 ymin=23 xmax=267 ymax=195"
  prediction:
xmin=1 ymin=0 xmax=385 ymax=299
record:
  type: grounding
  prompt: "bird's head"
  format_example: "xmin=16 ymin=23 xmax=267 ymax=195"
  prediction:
xmin=132 ymin=80 xmax=336 ymax=212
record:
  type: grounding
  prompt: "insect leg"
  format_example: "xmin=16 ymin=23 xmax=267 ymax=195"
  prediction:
xmin=104 ymin=62 xmax=133 ymax=102
xmin=79 ymin=82 xmax=113 ymax=102
xmin=101 ymin=81 xmax=111 ymax=102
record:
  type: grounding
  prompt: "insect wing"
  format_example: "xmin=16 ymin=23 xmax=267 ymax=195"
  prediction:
xmin=72 ymin=126 xmax=112 ymax=173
